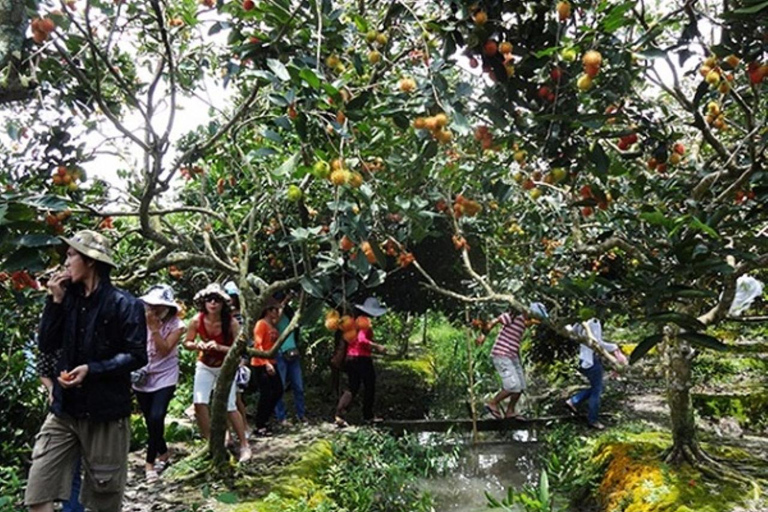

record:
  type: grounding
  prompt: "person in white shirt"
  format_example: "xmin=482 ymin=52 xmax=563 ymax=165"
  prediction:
xmin=564 ymin=318 xmax=627 ymax=429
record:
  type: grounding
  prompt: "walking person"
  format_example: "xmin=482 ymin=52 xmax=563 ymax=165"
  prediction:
xmin=564 ymin=318 xmax=628 ymax=430
xmin=334 ymin=298 xmax=388 ymax=427
xmin=274 ymin=292 xmax=307 ymax=425
xmin=25 ymin=230 xmax=147 ymax=512
xmin=132 ymin=284 xmax=185 ymax=482
xmin=250 ymin=297 xmax=284 ymax=436
xmin=183 ymin=283 xmax=251 ymax=461
xmin=475 ymin=302 xmax=547 ymax=420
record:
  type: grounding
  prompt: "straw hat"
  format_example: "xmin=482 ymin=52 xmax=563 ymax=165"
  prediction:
xmin=193 ymin=283 xmax=231 ymax=309
xmin=354 ymin=297 xmax=387 ymax=317
xmin=60 ymin=230 xmax=116 ymax=267
xmin=140 ymin=284 xmax=179 ymax=313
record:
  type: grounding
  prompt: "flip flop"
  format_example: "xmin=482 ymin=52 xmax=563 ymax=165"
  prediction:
xmin=483 ymin=404 xmax=502 ymax=419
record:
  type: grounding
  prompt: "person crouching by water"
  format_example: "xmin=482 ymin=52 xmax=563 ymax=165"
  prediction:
xmin=182 ymin=284 xmax=251 ymax=462
xmin=475 ymin=302 xmax=548 ymax=420
xmin=132 ymin=284 xmax=186 ymax=482
xmin=334 ymin=298 xmax=388 ymax=427
xmin=250 ymin=297 xmax=284 ymax=437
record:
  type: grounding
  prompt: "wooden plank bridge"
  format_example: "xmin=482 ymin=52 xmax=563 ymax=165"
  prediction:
xmin=378 ymin=414 xmax=600 ymax=435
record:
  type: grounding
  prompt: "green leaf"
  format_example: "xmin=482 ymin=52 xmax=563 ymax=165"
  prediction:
xmin=272 ymin=152 xmax=300 ymax=177
xmin=639 ymin=211 xmax=673 ymax=229
xmin=689 ymin=216 xmax=720 ymax=239
xmin=13 ymin=234 xmax=61 ymax=248
xmin=300 ymin=275 xmax=327 ymax=298
xmin=678 ymin=332 xmax=728 ymax=351
xmin=732 ymin=0 xmax=768 ymax=14
xmin=539 ymin=470 xmax=550 ymax=506
xmin=646 ymin=312 xmax=705 ymax=331
xmin=216 ymin=492 xmax=238 ymax=504
xmin=692 ymin=81 xmax=709 ymax=109
xmin=629 ymin=334 xmax=663 ymax=364
xmin=267 ymin=59 xmax=291 ymax=81
xmin=299 ymin=68 xmax=321 ymax=89
xmin=661 ymin=285 xmax=717 ymax=299
xmin=635 ymin=48 xmax=667 ymax=60
xmin=589 ymin=142 xmax=609 ymax=176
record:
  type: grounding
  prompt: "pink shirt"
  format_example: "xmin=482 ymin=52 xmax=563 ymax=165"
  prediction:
xmin=346 ymin=328 xmax=374 ymax=357
xmin=490 ymin=313 xmax=525 ymax=359
xmin=133 ymin=316 xmax=185 ymax=393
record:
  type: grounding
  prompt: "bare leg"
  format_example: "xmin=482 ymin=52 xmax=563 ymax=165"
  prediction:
xmin=504 ymin=392 xmax=522 ymax=418
xmin=335 ymin=390 xmax=353 ymax=418
xmin=228 ymin=410 xmax=248 ymax=449
xmin=194 ymin=403 xmax=211 ymax=440
xmin=487 ymin=389 xmax=514 ymax=415
xmin=236 ymin=393 xmax=249 ymax=432
xmin=30 ymin=503 xmax=54 ymax=512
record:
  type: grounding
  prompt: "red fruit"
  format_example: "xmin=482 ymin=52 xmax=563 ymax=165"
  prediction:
xmin=735 ymin=190 xmax=745 ymax=203
xmin=625 ymin=133 xmax=638 ymax=144
xmin=356 ymin=316 xmax=371 ymax=330
xmin=547 ymin=92 xmax=556 ymax=102
xmin=522 ymin=179 xmax=535 ymax=190
xmin=656 ymin=163 xmax=668 ymax=174
xmin=469 ymin=57 xmax=479 ymax=69
xmin=584 ymin=63 xmax=600 ymax=77
xmin=579 ymin=185 xmax=593 ymax=198
xmin=242 ymin=0 xmax=254 ymax=10
xmin=550 ymin=67 xmax=562 ymax=82
xmin=483 ymin=40 xmax=498 ymax=57
xmin=617 ymin=140 xmax=629 ymax=150
xmin=581 ymin=206 xmax=593 ymax=217
xmin=673 ymin=143 xmax=685 ymax=155
xmin=538 ymin=86 xmax=551 ymax=99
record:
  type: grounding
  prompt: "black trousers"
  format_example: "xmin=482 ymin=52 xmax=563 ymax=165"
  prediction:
xmin=134 ymin=385 xmax=176 ymax=463
xmin=253 ymin=365 xmax=283 ymax=429
xmin=344 ymin=357 xmax=376 ymax=420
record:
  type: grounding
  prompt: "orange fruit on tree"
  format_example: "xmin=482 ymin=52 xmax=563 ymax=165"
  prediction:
xmin=340 ymin=315 xmax=355 ymax=332
xmin=356 ymin=316 xmax=371 ymax=330
xmin=340 ymin=235 xmax=354 ymax=251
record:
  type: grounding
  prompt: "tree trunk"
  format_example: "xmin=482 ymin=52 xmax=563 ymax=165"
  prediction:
xmin=209 ymin=337 xmax=245 ymax=467
xmin=663 ymin=326 xmax=710 ymax=465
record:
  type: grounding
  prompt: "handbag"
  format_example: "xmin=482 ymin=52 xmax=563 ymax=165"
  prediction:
xmin=131 ymin=367 xmax=148 ymax=386
xmin=283 ymin=348 xmax=300 ymax=361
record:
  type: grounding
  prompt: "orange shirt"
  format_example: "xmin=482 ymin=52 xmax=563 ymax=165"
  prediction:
xmin=251 ymin=319 xmax=278 ymax=366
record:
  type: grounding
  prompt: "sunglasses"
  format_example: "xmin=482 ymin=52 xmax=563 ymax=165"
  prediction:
xmin=205 ymin=296 xmax=223 ymax=303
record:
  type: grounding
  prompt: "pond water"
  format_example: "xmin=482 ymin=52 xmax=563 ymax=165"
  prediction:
xmin=419 ymin=430 xmax=541 ymax=512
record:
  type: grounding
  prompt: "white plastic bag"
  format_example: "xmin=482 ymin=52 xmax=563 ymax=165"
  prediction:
xmin=728 ymin=275 xmax=764 ymax=317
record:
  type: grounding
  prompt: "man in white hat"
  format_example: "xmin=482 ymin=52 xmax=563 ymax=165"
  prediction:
xmin=25 ymin=230 xmax=147 ymax=512
xmin=475 ymin=302 xmax=548 ymax=420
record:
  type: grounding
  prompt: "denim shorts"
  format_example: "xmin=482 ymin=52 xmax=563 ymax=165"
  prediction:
xmin=492 ymin=356 xmax=526 ymax=392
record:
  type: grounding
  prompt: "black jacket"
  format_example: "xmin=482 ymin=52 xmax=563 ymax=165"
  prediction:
xmin=38 ymin=280 xmax=147 ymax=422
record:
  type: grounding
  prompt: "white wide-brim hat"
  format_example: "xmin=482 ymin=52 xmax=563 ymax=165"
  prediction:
xmin=355 ymin=297 xmax=387 ymax=317
xmin=140 ymin=284 xmax=179 ymax=313
xmin=193 ymin=283 xmax=231 ymax=309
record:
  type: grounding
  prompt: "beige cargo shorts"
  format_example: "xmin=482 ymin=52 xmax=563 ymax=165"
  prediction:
xmin=25 ymin=414 xmax=130 ymax=512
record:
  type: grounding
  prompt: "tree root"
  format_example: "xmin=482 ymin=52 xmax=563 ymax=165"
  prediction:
xmin=663 ymin=441 xmax=763 ymax=496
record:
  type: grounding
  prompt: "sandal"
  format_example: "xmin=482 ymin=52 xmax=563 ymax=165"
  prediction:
xmin=334 ymin=416 xmax=349 ymax=428
xmin=253 ymin=427 xmax=272 ymax=438
xmin=146 ymin=469 xmax=159 ymax=483
xmin=483 ymin=404 xmax=502 ymax=420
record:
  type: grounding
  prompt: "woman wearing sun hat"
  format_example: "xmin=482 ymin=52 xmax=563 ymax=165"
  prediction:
xmin=334 ymin=297 xmax=388 ymax=427
xmin=182 ymin=283 xmax=251 ymax=461
xmin=132 ymin=284 xmax=186 ymax=482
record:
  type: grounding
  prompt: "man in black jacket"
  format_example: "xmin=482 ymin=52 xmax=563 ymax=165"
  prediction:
xmin=25 ymin=230 xmax=147 ymax=512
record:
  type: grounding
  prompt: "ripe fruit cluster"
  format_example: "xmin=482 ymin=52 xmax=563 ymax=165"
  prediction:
xmin=473 ymin=125 xmax=496 ymax=150
xmin=452 ymin=194 xmax=482 ymax=218
xmin=325 ymin=310 xmax=372 ymax=343
xmin=747 ymin=61 xmax=768 ymax=86
xmin=399 ymin=77 xmax=417 ymax=93
xmin=647 ymin=142 xmax=685 ymax=172
xmin=578 ymin=50 xmax=603 ymax=91
xmin=617 ymin=132 xmax=638 ymax=151
xmin=699 ymin=55 xmax=735 ymax=93
xmin=556 ymin=1 xmax=571 ymax=22
xmin=327 ymin=159 xmax=364 ymax=188
xmin=1 ymin=270 xmax=39 ymax=291
xmin=45 ymin=209 xmax=71 ymax=235
xmin=179 ymin=165 xmax=205 ymax=180
xmin=51 ymin=166 xmax=82 ymax=191
xmin=412 ymin=113 xmax=453 ymax=144
xmin=30 ymin=17 xmax=56 ymax=44
xmin=578 ymin=184 xmax=611 ymax=215
xmin=705 ymin=101 xmax=726 ymax=131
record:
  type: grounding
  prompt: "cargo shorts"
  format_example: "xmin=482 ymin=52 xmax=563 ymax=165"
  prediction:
xmin=492 ymin=355 xmax=526 ymax=393
xmin=25 ymin=414 xmax=130 ymax=512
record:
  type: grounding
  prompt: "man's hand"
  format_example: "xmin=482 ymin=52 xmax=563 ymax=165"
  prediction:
xmin=475 ymin=334 xmax=486 ymax=346
xmin=145 ymin=308 xmax=162 ymax=331
xmin=47 ymin=271 xmax=71 ymax=303
xmin=265 ymin=363 xmax=275 ymax=376
xmin=614 ymin=350 xmax=629 ymax=366
xmin=58 ymin=364 xmax=89 ymax=388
